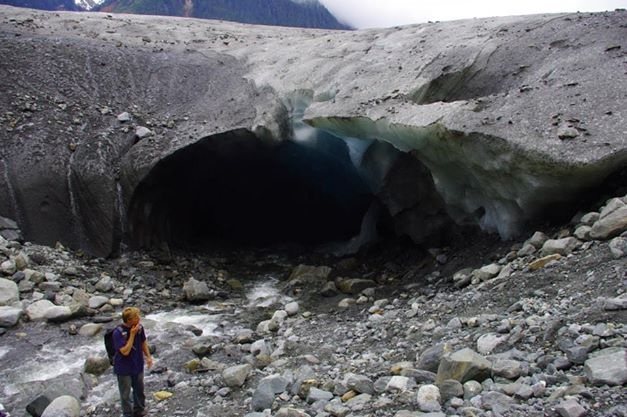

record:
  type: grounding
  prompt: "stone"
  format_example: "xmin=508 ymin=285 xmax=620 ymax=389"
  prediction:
xmin=528 ymin=254 xmax=562 ymax=271
xmin=436 ymin=348 xmax=491 ymax=384
xmin=26 ymin=395 xmax=52 ymax=417
xmin=417 ymin=344 xmax=448 ymax=373
xmin=584 ymin=347 xmax=627 ymax=386
xmin=153 ymin=391 xmax=173 ymax=401
xmin=526 ymin=231 xmax=549 ymax=248
xmin=1 ymin=260 xmax=16 ymax=275
xmin=336 ymin=278 xmax=376 ymax=295
xmin=491 ymin=359 xmax=523 ymax=380
xmin=252 ymin=382 xmax=275 ymax=411
xmin=437 ymin=379 xmax=463 ymax=402
xmin=608 ymin=237 xmax=627 ymax=258
xmin=541 ymin=237 xmax=580 ymax=256
xmin=41 ymin=395 xmax=80 ymax=417
xmin=574 ymin=225 xmax=592 ymax=240
xmin=306 ymin=387 xmax=333 ymax=403
xmin=557 ymin=124 xmax=579 ymax=139
xmin=284 ymin=301 xmax=299 ymax=316
xmin=275 ymin=408 xmax=311 ymax=417
xmin=95 ymin=275 xmax=114 ymax=292
xmin=135 ymin=126 xmax=153 ymax=139
xmin=83 ymin=355 xmax=110 ymax=375
xmin=590 ymin=206 xmax=627 ymax=239
xmin=288 ymin=265 xmax=332 ymax=284
xmin=416 ymin=384 xmax=441 ymax=412
xmin=78 ymin=323 xmax=103 ymax=337
xmin=0 ymin=277 xmax=19 ymax=305
xmin=471 ymin=263 xmax=501 ymax=281
xmin=45 ymin=305 xmax=73 ymax=323
xmin=344 ymin=373 xmax=374 ymax=395
xmin=386 ymin=376 xmax=412 ymax=392
xmin=601 ymin=296 xmax=627 ymax=311
xmin=476 ymin=333 xmax=507 ymax=354
xmin=556 ymin=399 xmax=587 ymax=417
xmin=88 ymin=295 xmax=109 ymax=309
xmin=0 ymin=305 xmax=22 ymax=327
xmin=223 ymin=364 xmax=253 ymax=387
xmin=26 ymin=299 xmax=55 ymax=320
xmin=183 ymin=277 xmax=212 ymax=302
xmin=463 ymin=380 xmax=482 ymax=399
xmin=117 ymin=111 xmax=131 ymax=122
xmin=324 ymin=401 xmax=350 ymax=417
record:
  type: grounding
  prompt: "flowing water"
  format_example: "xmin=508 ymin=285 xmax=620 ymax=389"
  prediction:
xmin=0 ymin=277 xmax=290 ymax=415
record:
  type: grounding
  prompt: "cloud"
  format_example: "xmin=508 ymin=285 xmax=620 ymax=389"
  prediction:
xmin=319 ymin=0 xmax=627 ymax=28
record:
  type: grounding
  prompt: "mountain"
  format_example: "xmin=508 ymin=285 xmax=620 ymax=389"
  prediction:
xmin=94 ymin=0 xmax=352 ymax=29
xmin=0 ymin=0 xmax=80 ymax=10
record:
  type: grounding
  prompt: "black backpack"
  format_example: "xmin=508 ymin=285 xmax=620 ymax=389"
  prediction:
xmin=104 ymin=326 xmax=120 ymax=365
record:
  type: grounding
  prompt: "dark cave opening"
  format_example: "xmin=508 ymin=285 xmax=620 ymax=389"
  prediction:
xmin=127 ymin=129 xmax=375 ymax=251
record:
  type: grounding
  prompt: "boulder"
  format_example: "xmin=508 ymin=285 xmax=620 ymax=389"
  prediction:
xmin=590 ymin=206 xmax=627 ymax=240
xmin=584 ymin=347 xmax=627 ymax=386
xmin=0 ymin=305 xmax=22 ymax=327
xmin=183 ymin=277 xmax=212 ymax=302
xmin=436 ymin=348 xmax=491 ymax=384
xmin=0 ymin=278 xmax=19 ymax=306
xmin=222 ymin=364 xmax=253 ymax=387
xmin=41 ymin=395 xmax=80 ymax=417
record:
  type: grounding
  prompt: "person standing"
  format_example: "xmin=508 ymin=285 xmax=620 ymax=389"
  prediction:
xmin=113 ymin=307 xmax=153 ymax=417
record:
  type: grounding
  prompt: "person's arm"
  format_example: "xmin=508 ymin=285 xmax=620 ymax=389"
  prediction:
xmin=119 ymin=324 xmax=140 ymax=356
xmin=142 ymin=341 xmax=153 ymax=368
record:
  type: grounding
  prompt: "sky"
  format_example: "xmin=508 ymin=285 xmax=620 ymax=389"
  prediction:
xmin=318 ymin=0 xmax=627 ymax=28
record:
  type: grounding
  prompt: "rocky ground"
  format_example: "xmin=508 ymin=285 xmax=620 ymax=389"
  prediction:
xmin=0 ymin=193 xmax=626 ymax=417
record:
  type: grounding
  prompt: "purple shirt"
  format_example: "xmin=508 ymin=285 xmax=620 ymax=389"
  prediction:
xmin=112 ymin=325 xmax=146 ymax=376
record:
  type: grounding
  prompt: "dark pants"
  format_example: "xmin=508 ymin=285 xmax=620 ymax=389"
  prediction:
xmin=117 ymin=372 xmax=145 ymax=417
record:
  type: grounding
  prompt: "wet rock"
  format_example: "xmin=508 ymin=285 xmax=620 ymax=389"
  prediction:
xmin=436 ymin=348 xmax=491 ymax=384
xmin=183 ymin=277 xmax=212 ymax=302
xmin=84 ymin=355 xmax=110 ymax=376
xmin=78 ymin=323 xmax=103 ymax=337
xmin=41 ymin=395 xmax=80 ymax=417
xmin=26 ymin=395 xmax=51 ymax=417
xmin=584 ymin=347 xmax=627 ymax=386
xmin=284 ymin=302 xmax=299 ymax=316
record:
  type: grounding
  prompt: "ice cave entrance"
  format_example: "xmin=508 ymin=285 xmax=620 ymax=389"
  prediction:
xmin=127 ymin=128 xmax=375 ymax=251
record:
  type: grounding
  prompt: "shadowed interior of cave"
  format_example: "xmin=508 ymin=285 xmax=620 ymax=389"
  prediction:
xmin=127 ymin=129 xmax=375 ymax=250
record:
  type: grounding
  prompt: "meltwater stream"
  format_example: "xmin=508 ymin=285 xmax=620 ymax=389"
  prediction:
xmin=0 ymin=277 xmax=291 ymax=415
